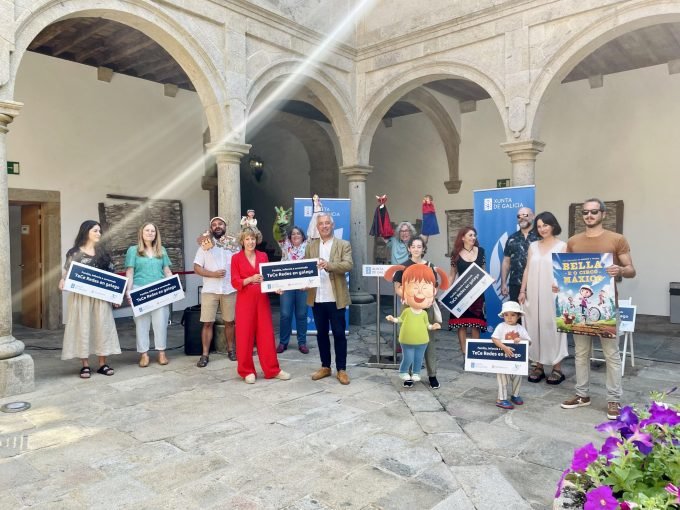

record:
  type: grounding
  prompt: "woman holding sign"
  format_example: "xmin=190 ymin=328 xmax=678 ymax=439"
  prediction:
xmin=448 ymin=227 xmax=487 ymax=355
xmin=231 ymin=227 xmax=291 ymax=384
xmin=59 ymin=220 xmax=121 ymax=378
xmin=125 ymin=223 xmax=173 ymax=367
xmin=518 ymin=212 xmax=568 ymax=385
xmin=275 ymin=226 xmax=309 ymax=354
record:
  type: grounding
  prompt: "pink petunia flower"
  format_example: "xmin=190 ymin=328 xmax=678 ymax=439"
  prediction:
xmin=571 ymin=443 xmax=599 ymax=472
xmin=584 ymin=486 xmax=618 ymax=510
xmin=666 ymin=483 xmax=680 ymax=503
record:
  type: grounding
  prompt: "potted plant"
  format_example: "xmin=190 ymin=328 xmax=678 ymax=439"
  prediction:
xmin=554 ymin=389 xmax=680 ymax=509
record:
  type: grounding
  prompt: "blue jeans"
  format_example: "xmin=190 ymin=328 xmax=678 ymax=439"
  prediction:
xmin=279 ymin=289 xmax=308 ymax=347
xmin=399 ymin=343 xmax=428 ymax=376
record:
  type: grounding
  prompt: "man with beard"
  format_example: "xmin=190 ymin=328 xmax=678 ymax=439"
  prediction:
xmin=560 ymin=198 xmax=635 ymax=420
xmin=193 ymin=217 xmax=237 ymax=367
xmin=501 ymin=207 xmax=538 ymax=302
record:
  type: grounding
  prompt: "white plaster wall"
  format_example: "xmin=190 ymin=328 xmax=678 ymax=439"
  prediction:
xmin=536 ymin=64 xmax=680 ymax=316
xmin=367 ymin=64 xmax=679 ymax=316
xmin=7 ymin=52 xmax=209 ymax=317
xmin=367 ymin=98 xmax=507 ymax=274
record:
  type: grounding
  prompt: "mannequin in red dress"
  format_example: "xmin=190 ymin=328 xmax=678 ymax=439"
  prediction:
xmin=231 ymin=228 xmax=291 ymax=383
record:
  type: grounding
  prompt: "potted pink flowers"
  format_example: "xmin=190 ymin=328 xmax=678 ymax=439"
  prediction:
xmin=555 ymin=390 xmax=680 ymax=509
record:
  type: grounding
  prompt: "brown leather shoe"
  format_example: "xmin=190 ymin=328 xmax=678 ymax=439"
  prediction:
xmin=336 ymin=370 xmax=350 ymax=385
xmin=158 ymin=351 xmax=169 ymax=365
xmin=139 ymin=353 xmax=150 ymax=368
xmin=311 ymin=367 xmax=332 ymax=381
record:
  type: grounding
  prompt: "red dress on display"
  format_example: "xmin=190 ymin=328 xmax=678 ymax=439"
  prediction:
xmin=231 ymin=250 xmax=282 ymax=379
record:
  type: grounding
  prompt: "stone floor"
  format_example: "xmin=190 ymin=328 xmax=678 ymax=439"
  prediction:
xmin=1 ymin=306 xmax=679 ymax=509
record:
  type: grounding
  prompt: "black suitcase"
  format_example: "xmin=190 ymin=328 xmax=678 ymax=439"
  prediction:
xmin=180 ymin=305 xmax=214 ymax=355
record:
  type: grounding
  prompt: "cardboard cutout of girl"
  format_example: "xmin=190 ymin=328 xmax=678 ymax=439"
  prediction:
xmin=306 ymin=194 xmax=323 ymax=240
xmin=384 ymin=264 xmax=449 ymax=387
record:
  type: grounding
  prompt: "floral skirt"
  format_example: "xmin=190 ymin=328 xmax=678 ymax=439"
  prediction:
xmin=448 ymin=295 xmax=487 ymax=331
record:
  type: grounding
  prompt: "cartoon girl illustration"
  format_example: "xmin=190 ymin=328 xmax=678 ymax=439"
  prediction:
xmin=384 ymin=263 xmax=449 ymax=387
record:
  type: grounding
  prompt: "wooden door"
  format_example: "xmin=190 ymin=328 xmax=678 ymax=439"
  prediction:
xmin=20 ymin=204 xmax=42 ymax=328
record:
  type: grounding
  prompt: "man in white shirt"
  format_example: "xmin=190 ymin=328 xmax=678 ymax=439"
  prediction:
xmin=304 ymin=213 xmax=353 ymax=385
xmin=193 ymin=217 xmax=237 ymax=367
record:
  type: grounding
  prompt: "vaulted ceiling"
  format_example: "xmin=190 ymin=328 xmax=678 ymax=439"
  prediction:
xmin=27 ymin=18 xmax=680 ymax=121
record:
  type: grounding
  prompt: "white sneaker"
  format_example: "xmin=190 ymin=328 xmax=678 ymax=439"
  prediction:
xmin=275 ymin=370 xmax=291 ymax=380
xmin=399 ymin=372 xmax=412 ymax=381
xmin=411 ymin=374 xmax=421 ymax=382
xmin=244 ymin=374 xmax=256 ymax=384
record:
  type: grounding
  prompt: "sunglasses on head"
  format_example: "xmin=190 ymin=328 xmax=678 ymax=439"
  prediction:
xmin=581 ymin=209 xmax=601 ymax=216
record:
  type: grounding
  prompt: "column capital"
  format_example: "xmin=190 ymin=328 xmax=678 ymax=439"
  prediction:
xmin=0 ymin=100 xmax=23 ymax=134
xmin=205 ymin=141 xmax=251 ymax=164
xmin=340 ymin=164 xmax=372 ymax=182
xmin=500 ymin=139 xmax=546 ymax=162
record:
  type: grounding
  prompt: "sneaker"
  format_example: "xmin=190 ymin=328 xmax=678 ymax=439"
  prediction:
xmin=275 ymin=370 xmax=291 ymax=380
xmin=244 ymin=374 xmax=256 ymax=384
xmin=511 ymin=395 xmax=524 ymax=406
xmin=607 ymin=402 xmax=622 ymax=420
xmin=411 ymin=374 xmax=421 ymax=382
xmin=429 ymin=376 xmax=440 ymax=389
xmin=399 ymin=372 xmax=411 ymax=381
xmin=298 ymin=344 xmax=309 ymax=354
xmin=403 ymin=380 xmax=414 ymax=388
xmin=496 ymin=400 xmax=514 ymax=410
xmin=276 ymin=344 xmax=286 ymax=354
xmin=561 ymin=395 xmax=591 ymax=409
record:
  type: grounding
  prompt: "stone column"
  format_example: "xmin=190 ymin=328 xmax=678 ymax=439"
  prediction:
xmin=500 ymin=139 xmax=545 ymax=186
xmin=340 ymin=165 xmax=375 ymax=324
xmin=205 ymin=142 xmax=250 ymax=232
xmin=0 ymin=100 xmax=34 ymax=397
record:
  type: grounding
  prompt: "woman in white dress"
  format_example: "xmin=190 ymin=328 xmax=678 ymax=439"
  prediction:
xmin=518 ymin=211 xmax=568 ymax=385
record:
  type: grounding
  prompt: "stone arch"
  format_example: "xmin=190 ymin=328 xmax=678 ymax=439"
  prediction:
xmin=528 ymin=4 xmax=680 ymax=139
xmin=8 ymin=0 xmax=231 ymax=139
xmin=399 ymin=88 xmax=462 ymax=194
xmin=357 ymin=61 xmax=506 ymax=166
xmin=246 ymin=59 xmax=354 ymax=166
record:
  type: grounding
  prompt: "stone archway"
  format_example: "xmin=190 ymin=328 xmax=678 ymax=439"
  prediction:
xmin=246 ymin=59 xmax=354 ymax=167
xmin=527 ymin=5 xmax=680 ymax=139
xmin=8 ymin=0 xmax=232 ymax=139
xmin=356 ymin=62 xmax=506 ymax=167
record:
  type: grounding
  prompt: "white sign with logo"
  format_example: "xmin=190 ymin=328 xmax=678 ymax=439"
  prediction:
xmin=362 ymin=264 xmax=391 ymax=277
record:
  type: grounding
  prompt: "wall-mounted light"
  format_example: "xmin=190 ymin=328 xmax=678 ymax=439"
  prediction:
xmin=249 ymin=156 xmax=264 ymax=182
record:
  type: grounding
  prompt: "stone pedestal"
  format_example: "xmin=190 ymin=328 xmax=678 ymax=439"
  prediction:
xmin=0 ymin=100 xmax=35 ymax=398
xmin=349 ymin=302 xmax=377 ymax=326
xmin=205 ymin=142 xmax=251 ymax=231
xmin=0 ymin=353 xmax=34 ymax=396
xmin=340 ymin=165 xmax=375 ymax=324
xmin=500 ymin=139 xmax=545 ymax=186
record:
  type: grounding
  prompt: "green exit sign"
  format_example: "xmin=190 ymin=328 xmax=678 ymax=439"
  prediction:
xmin=497 ymin=178 xmax=510 ymax=188
xmin=7 ymin=161 xmax=20 ymax=175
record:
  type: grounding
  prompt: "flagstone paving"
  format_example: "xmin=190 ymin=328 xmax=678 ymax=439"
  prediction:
xmin=1 ymin=308 xmax=679 ymax=509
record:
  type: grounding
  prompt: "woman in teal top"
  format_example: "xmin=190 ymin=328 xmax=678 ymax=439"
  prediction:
xmin=125 ymin=223 xmax=173 ymax=367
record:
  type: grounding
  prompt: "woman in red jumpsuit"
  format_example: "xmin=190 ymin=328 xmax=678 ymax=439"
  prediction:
xmin=231 ymin=228 xmax=291 ymax=383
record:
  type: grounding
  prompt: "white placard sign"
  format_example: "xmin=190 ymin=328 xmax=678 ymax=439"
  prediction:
xmin=618 ymin=305 xmax=637 ymax=333
xmin=64 ymin=261 xmax=128 ymax=305
xmin=260 ymin=258 xmax=320 ymax=293
xmin=129 ymin=274 xmax=185 ymax=317
xmin=362 ymin=264 xmax=392 ymax=277
xmin=439 ymin=263 xmax=494 ymax=318
xmin=465 ymin=340 xmax=529 ymax=375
